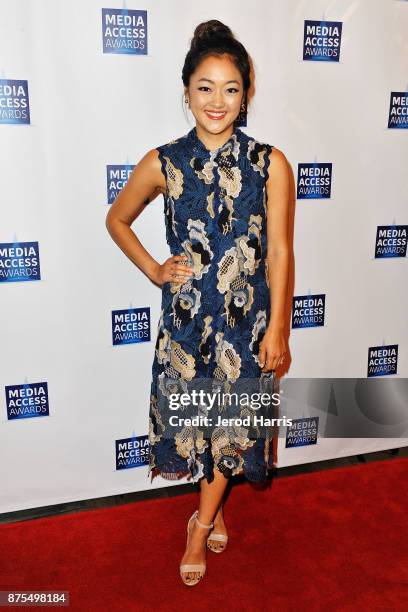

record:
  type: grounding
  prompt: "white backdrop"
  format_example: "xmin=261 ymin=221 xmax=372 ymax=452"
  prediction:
xmin=1 ymin=0 xmax=407 ymax=513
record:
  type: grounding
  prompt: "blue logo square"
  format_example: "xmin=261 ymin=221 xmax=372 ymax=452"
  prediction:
xmin=116 ymin=435 xmax=150 ymax=469
xmin=0 ymin=241 xmax=41 ymax=283
xmin=112 ymin=306 xmax=151 ymax=345
xmin=102 ymin=8 xmax=147 ymax=54
xmin=0 ymin=79 xmax=30 ymax=124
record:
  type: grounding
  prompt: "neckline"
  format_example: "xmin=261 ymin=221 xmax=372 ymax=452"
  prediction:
xmin=186 ymin=124 xmax=240 ymax=158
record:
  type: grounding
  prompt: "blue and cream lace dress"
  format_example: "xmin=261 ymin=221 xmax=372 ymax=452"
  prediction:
xmin=147 ymin=124 xmax=277 ymax=484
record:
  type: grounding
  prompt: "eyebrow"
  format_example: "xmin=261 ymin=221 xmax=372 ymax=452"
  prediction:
xmin=197 ymin=78 xmax=240 ymax=85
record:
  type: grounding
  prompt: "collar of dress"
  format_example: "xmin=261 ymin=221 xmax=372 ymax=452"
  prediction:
xmin=186 ymin=125 xmax=241 ymax=161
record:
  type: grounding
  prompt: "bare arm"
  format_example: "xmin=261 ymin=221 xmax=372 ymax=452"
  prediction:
xmin=265 ymin=147 xmax=290 ymax=331
xmin=258 ymin=147 xmax=290 ymax=372
xmin=105 ymin=148 xmax=193 ymax=286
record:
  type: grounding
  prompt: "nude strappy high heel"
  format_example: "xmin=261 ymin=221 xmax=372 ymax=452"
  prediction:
xmin=207 ymin=528 xmax=228 ymax=553
xmin=180 ymin=510 xmax=214 ymax=586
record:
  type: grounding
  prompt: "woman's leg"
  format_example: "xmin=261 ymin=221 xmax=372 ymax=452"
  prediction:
xmin=197 ymin=467 xmax=228 ymax=524
xmin=180 ymin=467 xmax=229 ymax=581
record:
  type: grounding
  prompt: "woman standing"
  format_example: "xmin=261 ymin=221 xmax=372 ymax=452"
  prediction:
xmin=106 ymin=20 xmax=290 ymax=587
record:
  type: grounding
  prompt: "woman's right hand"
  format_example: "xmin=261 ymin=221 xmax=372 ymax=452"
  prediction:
xmin=154 ymin=255 xmax=194 ymax=287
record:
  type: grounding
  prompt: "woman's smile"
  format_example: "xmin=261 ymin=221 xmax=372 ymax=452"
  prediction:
xmin=204 ymin=110 xmax=227 ymax=120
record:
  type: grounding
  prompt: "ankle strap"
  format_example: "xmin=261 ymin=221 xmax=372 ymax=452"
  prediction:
xmin=194 ymin=510 xmax=214 ymax=530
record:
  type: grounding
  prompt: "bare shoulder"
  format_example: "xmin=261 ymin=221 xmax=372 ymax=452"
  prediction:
xmin=130 ymin=147 xmax=162 ymax=175
xmin=136 ymin=147 xmax=166 ymax=195
xmin=268 ymin=146 xmax=289 ymax=176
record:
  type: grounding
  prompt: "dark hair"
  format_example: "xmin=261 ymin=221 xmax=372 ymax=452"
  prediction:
xmin=182 ymin=20 xmax=251 ymax=95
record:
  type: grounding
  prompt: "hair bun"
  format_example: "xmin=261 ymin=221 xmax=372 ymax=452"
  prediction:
xmin=191 ymin=20 xmax=234 ymax=49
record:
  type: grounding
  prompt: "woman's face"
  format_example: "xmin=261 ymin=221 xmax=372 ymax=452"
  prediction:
xmin=186 ymin=54 xmax=244 ymax=137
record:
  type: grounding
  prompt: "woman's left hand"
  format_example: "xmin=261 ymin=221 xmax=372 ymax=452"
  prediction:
xmin=258 ymin=326 xmax=287 ymax=372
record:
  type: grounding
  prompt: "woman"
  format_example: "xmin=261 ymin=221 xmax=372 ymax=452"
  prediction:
xmin=106 ymin=20 xmax=290 ymax=587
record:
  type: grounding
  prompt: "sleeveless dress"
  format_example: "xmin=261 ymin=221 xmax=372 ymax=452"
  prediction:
xmin=147 ymin=124 xmax=277 ymax=485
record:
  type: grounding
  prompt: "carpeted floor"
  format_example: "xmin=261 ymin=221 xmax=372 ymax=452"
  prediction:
xmin=0 ymin=457 xmax=407 ymax=611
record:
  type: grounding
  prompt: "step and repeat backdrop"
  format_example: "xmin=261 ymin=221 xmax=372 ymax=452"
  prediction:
xmin=1 ymin=0 xmax=407 ymax=513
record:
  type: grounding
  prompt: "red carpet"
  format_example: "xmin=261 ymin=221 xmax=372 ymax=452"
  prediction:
xmin=1 ymin=458 xmax=407 ymax=611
